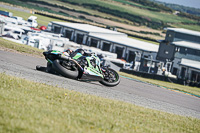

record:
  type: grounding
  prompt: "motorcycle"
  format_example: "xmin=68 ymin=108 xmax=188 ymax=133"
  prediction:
xmin=36 ymin=50 xmax=120 ymax=87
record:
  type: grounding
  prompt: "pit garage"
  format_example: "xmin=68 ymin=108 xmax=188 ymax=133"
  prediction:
xmin=64 ymin=29 xmax=73 ymax=40
xmin=53 ymin=25 xmax=61 ymax=34
xmin=179 ymin=58 xmax=200 ymax=83
xmin=115 ymin=46 xmax=124 ymax=59
xmin=90 ymin=38 xmax=99 ymax=48
xmin=102 ymin=42 xmax=111 ymax=51
xmin=76 ymin=33 xmax=84 ymax=44
xmin=50 ymin=22 xmax=126 ymax=46
xmin=127 ymin=51 xmax=136 ymax=63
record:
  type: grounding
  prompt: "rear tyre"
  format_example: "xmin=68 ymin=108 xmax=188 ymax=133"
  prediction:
xmin=52 ymin=59 xmax=79 ymax=79
xmin=99 ymin=68 xmax=120 ymax=87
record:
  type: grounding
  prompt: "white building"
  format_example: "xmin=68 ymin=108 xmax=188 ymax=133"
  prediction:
xmin=49 ymin=22 xmax=159 ymax=73
xmin=157 ymin=28 xmax=200 ymax=84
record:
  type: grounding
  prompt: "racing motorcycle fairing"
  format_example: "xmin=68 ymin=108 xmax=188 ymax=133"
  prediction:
xmin=40 ymin=50 xmax=120 ymax=86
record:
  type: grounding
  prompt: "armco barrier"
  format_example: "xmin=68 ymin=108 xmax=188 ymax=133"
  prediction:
xmin=120 ymin=69 xmax=178 ymax=83
xmin=120 ymin=69 xmax=200 ymax=88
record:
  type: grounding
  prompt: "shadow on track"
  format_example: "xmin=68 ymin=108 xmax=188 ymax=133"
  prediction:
xmin=35 ymin=65 xmax=104 ymax=87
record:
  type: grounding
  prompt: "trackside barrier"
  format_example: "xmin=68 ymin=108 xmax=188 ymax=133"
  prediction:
xmin=120 ymin=69 xmax=200 ymax=88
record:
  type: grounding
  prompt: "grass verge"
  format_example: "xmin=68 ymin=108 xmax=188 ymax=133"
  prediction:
xmin=0 ymin=38 xmax=44 ymax=57
xmin=0 ymin=73 xmax=200 ymax=132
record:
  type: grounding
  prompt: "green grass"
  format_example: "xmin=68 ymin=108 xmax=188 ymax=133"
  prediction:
xmin=119 ymin=72 xmax=200 ymax=97
xmin=2 ymin=0 xmax=199 ymax=27
xmin=35 ymin=0 xmax=200 ymax=31
xmin=171 ymin=24 xmax=200 ymax=32
xmin=0 ymin=38 xmax=44 ymax=57
xmin=113 ymin=0 xmax=158 ymax=10
xmin=128 ymin=36 xmax=159 ymax=45
xmin=0 ymin=6 xmax=66 ymax=26
xmin=0 ymin=73 xmax=200 ymax=133
xmin=2 ymin=0 xmax=200 ymax=40
xmin=58 ymin=0 xmax=196 ymax=23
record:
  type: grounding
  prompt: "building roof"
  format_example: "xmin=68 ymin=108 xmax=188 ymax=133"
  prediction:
xmin=89 ymin=33 xmax=159 ymax=52
xmin=179 ymin=58 xmax=200 ymax=70
xmin=166 ymin=28 xmax=200 ymax=37
xmin=4 ymin=25 xmax=24 ymax=32
xmin=51 ymin=22 xmax=158 ymax=52
xmin=172 ymin=41 xmax=200 ymax=50
xmin=51 ymin=22 xmax=126 ymax=36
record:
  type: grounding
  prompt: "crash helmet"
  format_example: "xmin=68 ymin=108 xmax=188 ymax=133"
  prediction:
xmin=75 ymin=48 xmax=85 ymax=55
xmin=65 ymin=49 xmax=73 ymax=55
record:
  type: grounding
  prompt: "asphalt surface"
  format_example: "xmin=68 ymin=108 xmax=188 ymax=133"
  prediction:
xmin=1 ymin=50 xmax=200 ymax=119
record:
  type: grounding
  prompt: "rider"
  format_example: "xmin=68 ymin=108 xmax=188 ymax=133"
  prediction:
xmin=65 ymin=48 xmax=92 ymax=57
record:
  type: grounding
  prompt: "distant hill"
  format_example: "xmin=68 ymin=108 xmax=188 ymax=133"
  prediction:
xmin=1 ymin=0 xmax=200 ymax=41
xmin=151 ymin=0 xmax=200 ymax=16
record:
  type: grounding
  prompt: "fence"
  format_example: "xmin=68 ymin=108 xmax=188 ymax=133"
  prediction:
xmin=120 ymin=69 xmax=200 ymax=88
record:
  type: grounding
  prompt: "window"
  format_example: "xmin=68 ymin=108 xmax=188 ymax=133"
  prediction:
xmin=4 ymin=28 xmax=9 ymax=31
xmin=186 ymin=49 xmax=200 ymax=56
xmin=195 ymin=50 xmax=200 ymax=56
xmin=164 ymin=50 xmax=169 ymax=55
xmin=14 ymin=31 xmax=20 ymax=34
xmin=175 ymin=47 xmax=180 ymax=52
xmin=28 ymin=19 xmax=32 ymax=22
xmin=180 ymin=47 xmax=186 ymax=54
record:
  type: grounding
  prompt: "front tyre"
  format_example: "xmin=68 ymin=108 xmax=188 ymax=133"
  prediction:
xmin=52 ymin=59 xmax=79 ymax=79
xmin=99 ymin=68 xmax=120 ymax=87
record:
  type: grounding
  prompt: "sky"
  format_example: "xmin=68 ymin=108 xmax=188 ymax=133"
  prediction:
xmin=156 ymin=0 xmax=200 ymax=9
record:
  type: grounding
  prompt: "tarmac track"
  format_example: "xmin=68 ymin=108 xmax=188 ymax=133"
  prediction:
xmin=0 ymin=50 xmax=200 ymax=119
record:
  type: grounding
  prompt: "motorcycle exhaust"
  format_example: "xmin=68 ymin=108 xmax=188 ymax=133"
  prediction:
xmin=60 ymin=55 xmax=70 ymax=60
xmin=59 ymin=55 xmax=84 ymax=71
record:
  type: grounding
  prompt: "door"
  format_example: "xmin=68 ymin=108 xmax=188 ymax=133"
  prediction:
xmin=115 ymin=47 xmax=123 ymax=59
xmin=54 ymin=26 xmax=61 ymax=34
xmin=102 ymin=42 xmax=110 ymax=51
xmin=76 ymin=33 xmax=84 ymax=44
xmin=65 ymin=30 xmax=72 ymax=40
xmin=128 ymin=51 xmax=136 ymax=63
xmin=191 ymin=71 xmax=200 ymax=82
xmin=180 ymin=67 xmax=186 ymax=79
xmin=90 ymin=38 xmax=98 ymax=48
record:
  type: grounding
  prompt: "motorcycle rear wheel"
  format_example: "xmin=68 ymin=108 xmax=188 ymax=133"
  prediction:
xmin=99 ymin=68 xmax=120 ymax=87
xmin=52 ymin=59 xmax=79 ymax=79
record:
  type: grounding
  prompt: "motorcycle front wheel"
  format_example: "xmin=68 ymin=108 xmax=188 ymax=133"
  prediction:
xmin=99 ymin=68 xmax=120 ymax=87
xmin=52 ymin=59 xmax=79 ymax=79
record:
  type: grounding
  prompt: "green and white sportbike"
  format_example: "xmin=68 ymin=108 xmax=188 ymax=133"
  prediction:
xmin=36 ymin=49 xmax=120 ymax=87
